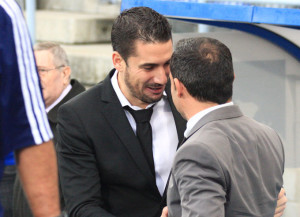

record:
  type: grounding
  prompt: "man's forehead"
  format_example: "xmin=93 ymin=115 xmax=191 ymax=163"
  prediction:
xmin=132 ymin=40 xmax=173 ymax=57
xmin=34 ymin=50 xmax=55 ymax=66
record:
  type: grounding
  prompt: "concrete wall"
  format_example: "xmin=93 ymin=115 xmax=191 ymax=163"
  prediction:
xmin=283 ymin=168 xmax=300 ymax=217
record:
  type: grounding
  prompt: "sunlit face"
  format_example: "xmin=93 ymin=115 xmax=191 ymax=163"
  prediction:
xmin=35 ymin=50 xmax=69 ymax=108
xmin=117 ymin=40 xmax=173 ymax=108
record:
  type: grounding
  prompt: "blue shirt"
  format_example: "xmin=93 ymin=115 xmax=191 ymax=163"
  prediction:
xmin=0 ymin=0 xmax=53 ymax=214
xmin=4 ymin=152 xmax=15 ymax=166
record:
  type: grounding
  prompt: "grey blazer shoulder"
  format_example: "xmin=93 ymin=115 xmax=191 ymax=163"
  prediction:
xmin=168 ymin=105 xmax=284 ymax=217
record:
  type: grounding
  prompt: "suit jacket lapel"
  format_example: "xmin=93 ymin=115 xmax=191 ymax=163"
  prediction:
xmin=99 ymin=69 xmax=158 ymax=194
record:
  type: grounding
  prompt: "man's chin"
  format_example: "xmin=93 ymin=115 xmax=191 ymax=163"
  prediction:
xmin=141 ymin=93 xmax=163 ymax=104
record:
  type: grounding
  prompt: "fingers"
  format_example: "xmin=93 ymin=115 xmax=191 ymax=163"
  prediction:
xmin=161 ymin=206 xmax=168 ymax=217
xmin=274 ymin=188 xmax=287 ymax=217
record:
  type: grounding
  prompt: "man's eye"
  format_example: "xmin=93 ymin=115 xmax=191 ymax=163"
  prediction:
xmin=144 ymin=67 xmax=153 ymax=71
xmin=38 ymin=69 xmax=47 ymax=73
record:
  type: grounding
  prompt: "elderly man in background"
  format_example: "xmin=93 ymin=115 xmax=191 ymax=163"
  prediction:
xmin=13 ymin=42 xmax=85 ymax=217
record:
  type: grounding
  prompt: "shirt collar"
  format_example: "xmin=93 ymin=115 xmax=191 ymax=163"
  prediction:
xmin=184 ymin=102 xmax=234 ymax=137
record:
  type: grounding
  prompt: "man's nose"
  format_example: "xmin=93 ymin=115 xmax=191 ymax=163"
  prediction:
xmin=153 ymin=66 xmax=169 ymax=84
xmin=38 ymin=76 xmax=46 ymax=86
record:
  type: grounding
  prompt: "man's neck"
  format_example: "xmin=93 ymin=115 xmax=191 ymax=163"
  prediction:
xmin=184 ymin=99 xmax=218 ymax=121
xmin=184 ymin=98 xmax=233 ymax=120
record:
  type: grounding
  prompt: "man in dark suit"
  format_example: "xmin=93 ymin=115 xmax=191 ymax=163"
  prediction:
xmin=167 ymin=37 xmax=285 ymax=217
xmin=56 ymin=7 xmax=185 ymax=217
xmin=13 ymin=42 xmax=85 ymax=217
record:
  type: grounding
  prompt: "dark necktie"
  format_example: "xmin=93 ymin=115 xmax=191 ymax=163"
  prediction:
xmin=124 ymin=106 xmax=155 ymax=175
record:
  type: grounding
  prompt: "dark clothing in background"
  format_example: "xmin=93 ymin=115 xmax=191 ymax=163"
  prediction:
xmin=13 ymin=79 xmax=85 ymax=217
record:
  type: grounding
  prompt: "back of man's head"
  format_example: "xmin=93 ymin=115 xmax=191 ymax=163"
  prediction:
xmin=34 ymin=42 xmax=69 ymax=68
xmin=170 ymin=37 xmax=234 ymax=104
xmin=111 ymin=6 xmax=172 ymax=63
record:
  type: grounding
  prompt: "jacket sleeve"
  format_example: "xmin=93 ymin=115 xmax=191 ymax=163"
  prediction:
xmin=170 ymin=142 xmax=227 ymax=217
xmin=56 ymin=103 xmax=115 ymax=217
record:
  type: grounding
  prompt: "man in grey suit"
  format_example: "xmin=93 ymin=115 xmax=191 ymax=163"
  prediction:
xmin=166 ymin=37 xmax=285 ymax=217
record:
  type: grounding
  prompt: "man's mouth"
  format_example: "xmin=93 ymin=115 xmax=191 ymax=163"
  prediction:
xmin=147 ymin=85 xmax=164 ymax=94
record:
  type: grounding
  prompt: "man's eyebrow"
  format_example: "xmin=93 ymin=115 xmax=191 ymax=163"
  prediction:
xmin=36 ymin=65 xmax=48 ymax=68
xmin=139 ymin=63 xmax=158 ymax=68
xmin=139 ymin=60 xmax=171 ymax=68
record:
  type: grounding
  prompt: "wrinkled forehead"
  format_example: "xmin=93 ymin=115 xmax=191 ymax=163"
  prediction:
xmin=34 ymin=50 xmax=55 ymax=67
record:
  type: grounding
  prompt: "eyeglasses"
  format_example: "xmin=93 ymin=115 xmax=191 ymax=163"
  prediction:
xmin=37 ymin=65 xmax=65 ymax=75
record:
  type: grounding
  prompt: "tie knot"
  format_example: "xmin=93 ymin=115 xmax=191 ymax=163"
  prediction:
xmin=124 ymin=106 xmax=153 ymax=123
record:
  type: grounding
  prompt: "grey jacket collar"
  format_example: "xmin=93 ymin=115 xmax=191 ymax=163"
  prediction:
xmin=186 ymin=105 xmax=243 ymax=139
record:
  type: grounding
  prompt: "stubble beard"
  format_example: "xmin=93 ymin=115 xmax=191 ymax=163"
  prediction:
xmin=124 ymin=69 xmax=163 ymax=105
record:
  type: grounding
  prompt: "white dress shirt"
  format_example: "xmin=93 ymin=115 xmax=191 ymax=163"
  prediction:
xmin=111 ymin=71 xmax=178 ymax=195
xmin=184 ymin=102 xmax=234 ymax=138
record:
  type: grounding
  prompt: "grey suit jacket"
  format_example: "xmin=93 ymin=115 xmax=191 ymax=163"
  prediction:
xmin=167 ymin=105 xmax=284 ymax=217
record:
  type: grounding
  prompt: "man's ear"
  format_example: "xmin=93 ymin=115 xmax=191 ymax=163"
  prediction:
xmin=62 ymin=66 xmax=71 ymax=85
xmin=174 ymin=78 xmax=185 ymax=98
xmin=112 ymin=51 xmax=125 ymax=72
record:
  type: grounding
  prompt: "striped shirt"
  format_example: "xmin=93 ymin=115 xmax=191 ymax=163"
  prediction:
xmin=0 ymin=0 xmax=53 ymax=185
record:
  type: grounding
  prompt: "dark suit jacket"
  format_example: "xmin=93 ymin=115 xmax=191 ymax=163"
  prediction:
xmin=167 ymin=105 xmax=284 ymax=217
xmin=48 ymin=79 xmax=86 ymax=144
xmin=56 ymin=69 xmax=186 ymax=217
xmin=13 ymin=79 xmax=85 ymax=217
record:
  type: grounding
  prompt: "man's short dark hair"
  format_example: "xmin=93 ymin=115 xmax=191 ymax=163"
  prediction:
xmin=170 ymin=37 xmax=234 ymax=104
xmin=111 ymin=7 xmax=172 ymax=63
